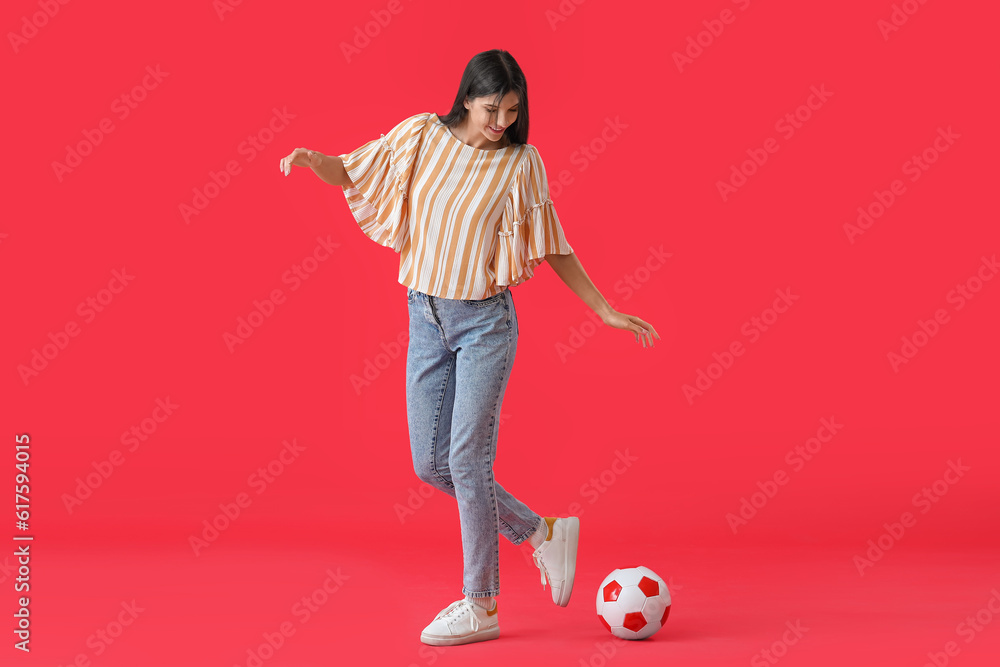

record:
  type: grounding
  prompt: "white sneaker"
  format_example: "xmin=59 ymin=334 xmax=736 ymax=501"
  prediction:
xmin=532 ymin=516 xmax=580 ymax=606
xmin=419 ymin=598 xmax=499 ymax=646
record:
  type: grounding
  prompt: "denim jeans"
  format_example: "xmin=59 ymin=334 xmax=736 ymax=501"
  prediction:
xmin=406 ymin=286 xmax=542 ymax=598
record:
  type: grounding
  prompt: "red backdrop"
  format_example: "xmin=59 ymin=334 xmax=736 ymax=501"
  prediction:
xmin=3 ymin=1 xmax=998 ymax=665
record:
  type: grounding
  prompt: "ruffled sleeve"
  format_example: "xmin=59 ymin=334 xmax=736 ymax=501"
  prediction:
xmin=495 ymin=146 xmax=574 ymax=287
xmin=338 ymin=112 xmax=429 ymax=252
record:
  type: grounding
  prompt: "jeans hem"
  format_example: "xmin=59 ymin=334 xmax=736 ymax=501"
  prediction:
xmin=463 ymin=588 xmax=500 ymax=598
xmin=510 ymin=514 xmax=543 ymax=546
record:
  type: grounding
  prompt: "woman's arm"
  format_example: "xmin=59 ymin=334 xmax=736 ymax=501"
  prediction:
xmin=310 ymin=153 xmax=353 ymax=187
xmin=544 ymin=252 xmax=613 ymax=318
xmin=280 ymin=149 xmax=354 ymax=187
xmin=545 ymin=251 xmax=660 ymax=347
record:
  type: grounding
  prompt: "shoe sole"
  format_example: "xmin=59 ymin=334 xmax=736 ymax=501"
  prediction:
xmin=420 ymin=626 xmax=499 ymax=646
xmin=556 ymin=517 xmax=580 ymax=607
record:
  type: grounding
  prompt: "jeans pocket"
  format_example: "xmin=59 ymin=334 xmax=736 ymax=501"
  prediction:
xmin=461 ymin=291 xmax=506 ymax=308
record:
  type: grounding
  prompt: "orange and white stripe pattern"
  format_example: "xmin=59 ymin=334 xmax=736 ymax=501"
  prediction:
xmin=339 ymin=112 xmax=573 ymax=300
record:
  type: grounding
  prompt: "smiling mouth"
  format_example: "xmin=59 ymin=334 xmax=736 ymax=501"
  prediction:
xmin=489 ymin=125 xmax=505 ymax=133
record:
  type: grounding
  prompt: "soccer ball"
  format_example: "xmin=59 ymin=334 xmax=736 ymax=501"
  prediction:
xmin=596 ymin=566 xmax=671 ymax=640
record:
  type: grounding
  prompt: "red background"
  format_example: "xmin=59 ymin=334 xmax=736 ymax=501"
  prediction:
xmin=3 ymin=1 xmax=998 ymax=665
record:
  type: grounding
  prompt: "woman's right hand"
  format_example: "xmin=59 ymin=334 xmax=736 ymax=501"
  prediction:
xmin=279 ymin=148 xmax=324 ymax=176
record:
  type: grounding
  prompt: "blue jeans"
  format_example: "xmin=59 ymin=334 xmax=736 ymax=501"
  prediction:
xmin=406 ymin=286 xmax=542 ymax=598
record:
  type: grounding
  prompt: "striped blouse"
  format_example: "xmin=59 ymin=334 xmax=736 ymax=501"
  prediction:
xmin=338 ymin=112 xmax=574 ymax=300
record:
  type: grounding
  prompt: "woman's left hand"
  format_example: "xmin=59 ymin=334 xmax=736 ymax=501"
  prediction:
xmin=601 ymin=310 xmax=661 ymax=348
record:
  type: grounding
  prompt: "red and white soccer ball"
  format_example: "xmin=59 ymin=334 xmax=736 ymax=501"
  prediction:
xmin=596 ymin=566 xmax=671 ymax=640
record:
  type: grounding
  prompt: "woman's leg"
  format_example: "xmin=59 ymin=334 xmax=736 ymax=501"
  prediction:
xmin=406 ymin=288 xmax=541 ymax=597
xmin=406 ymin=287 xmax=460 ymax=494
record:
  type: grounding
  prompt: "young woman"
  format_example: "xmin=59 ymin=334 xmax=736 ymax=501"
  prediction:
xmin=279 ymin=49 xmax=659 ymax=646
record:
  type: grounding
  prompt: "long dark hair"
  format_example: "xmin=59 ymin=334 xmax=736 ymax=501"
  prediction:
xmin=437 ymin=49 xmax=529 ymax=147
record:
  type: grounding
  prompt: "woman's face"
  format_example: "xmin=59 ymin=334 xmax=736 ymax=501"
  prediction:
xmin=464 ymin=91 xmax=520 ymax=146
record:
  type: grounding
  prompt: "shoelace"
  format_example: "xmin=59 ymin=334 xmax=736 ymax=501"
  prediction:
xmin=532 ymin=545 xmax=549 ymax=589
xmin=436 ymin=600 xmax=481 ymax=632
